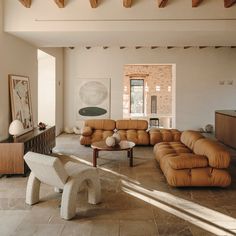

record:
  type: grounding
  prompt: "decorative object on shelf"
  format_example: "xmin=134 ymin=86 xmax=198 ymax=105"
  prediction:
xmin=64 ymin=127 xmax=74 ymax=134
xmin=112 ymin=132 xmax=121 ymax=144
xmin=73 ymin=126 xmax=80 ymax=135
xmin=205 ymin=124 xmax=213 ymax=133
xmin=38 ymin=122 xmax=47 ymax=130
xmin=9 ymin=74 xmax=34 ymax=135
xmin=105 ymin=136 xmax=116 ymax=147
xmin=9 ymin=119 xmax=24 ymax=139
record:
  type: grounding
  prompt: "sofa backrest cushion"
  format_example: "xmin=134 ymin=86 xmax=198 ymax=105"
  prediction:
xmin=149 ymin=128 xmax=181 ymax=145
xmin=85 ymin=119 xmax=116 ymax=131
xmin=193 ymin=138 xmax=230 ymax=168
xmin=116 ymin=120 xmax=148 ymax=130
xmin=180 ymin=130 xmax=204 ymax=150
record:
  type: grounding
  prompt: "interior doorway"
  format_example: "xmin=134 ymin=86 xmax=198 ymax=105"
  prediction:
xmin=123 ymin=64 xmax=176 ymax=128
xmin=37 ymin=49 xmax=56 ymax=127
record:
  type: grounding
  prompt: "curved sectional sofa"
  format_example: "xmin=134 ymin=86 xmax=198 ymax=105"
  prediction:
xmin=153 ymin=130 xmax=231 ymax=187
xmin=80 ymin=120 xmax=231 ymax=187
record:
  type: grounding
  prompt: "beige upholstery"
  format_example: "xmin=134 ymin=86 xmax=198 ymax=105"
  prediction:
xmin=24 ymin=152 xmax=101 ymax=220
xmin=80 ymin=119 xmax=116 ymax=145
xmin=153 ymin=130 xmax=231 ymax=187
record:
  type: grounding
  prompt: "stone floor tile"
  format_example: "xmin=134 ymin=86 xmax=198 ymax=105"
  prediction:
xmin=13 ymin=223 xmax=65 ymax=236
xmin=61 ymin=219 xmax=119 ymax=236
xmin=119 ymin=219 xmax=158 ymax=236
xmin=0 ymin=210 xmax=28 ymax=236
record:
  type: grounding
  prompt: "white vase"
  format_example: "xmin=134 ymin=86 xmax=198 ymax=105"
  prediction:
xmin=112 ymin=132 xmax=121 ymax=144
xmin=106 ymin=136 xmax=116 ymax=147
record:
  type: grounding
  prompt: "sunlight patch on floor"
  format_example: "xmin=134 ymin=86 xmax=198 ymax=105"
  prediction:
xmin=69 ymin=155 xmax=140 ymax=184
xmin=57 ymin=152 xmax=236 ymax=235
xmin=121 ymin=180 xmax=236 ymax=236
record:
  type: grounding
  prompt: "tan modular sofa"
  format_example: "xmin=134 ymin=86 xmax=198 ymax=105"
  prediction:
xmin=80 ymin=119 xmax=182 ymax=146
xmin=153 ymin=130 xmax=231 ymax=187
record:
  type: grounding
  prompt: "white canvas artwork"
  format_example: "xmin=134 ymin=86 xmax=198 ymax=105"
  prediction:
xmin=75 ymin=78 xmax=110 ymax=120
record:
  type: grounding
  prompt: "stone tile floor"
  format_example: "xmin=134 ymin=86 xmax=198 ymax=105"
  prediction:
xmin=0 ymin=133 xmax=236 ymax=236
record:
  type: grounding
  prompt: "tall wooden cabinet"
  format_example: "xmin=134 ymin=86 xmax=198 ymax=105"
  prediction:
xmin=215 ymin=110 xmax=236 ymax=149
xmin=0 ymin=126 xmax=55 ymax=175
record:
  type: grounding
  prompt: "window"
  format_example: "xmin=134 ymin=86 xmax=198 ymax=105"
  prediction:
xmin=151 ymin=95 xmax=157 ymax=114
xmin=130 ymin=79 xmax=144 ymax=115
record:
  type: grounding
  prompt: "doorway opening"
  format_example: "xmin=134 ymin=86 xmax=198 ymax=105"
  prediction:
xmin=37 ymin=49 xmax=56 ymax=127
xmin=123 ymin=64 xmax=176 ymax=128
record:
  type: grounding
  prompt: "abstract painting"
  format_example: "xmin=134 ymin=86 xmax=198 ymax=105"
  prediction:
xmin=75 ymin=78 xmax=110 ymax=120
xmin=9 ymin=74 xmax=34 ymax=135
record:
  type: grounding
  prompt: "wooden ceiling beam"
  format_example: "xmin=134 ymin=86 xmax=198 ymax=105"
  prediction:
xmin=54 ymin=0 xmax=64 ymax=8
xmin=18 ymin=0 xmax=31 ymax=8
xmin=158 ymin=0 xmax=168 ymax=8
xmin=90 ymin=0 xmax=98 ymax=8
xmin=224 ymin=0 xmax=236 ymax=8
xmin=192 ymin=0 xmax=203 ymax=7
xmin=123 ymin=0 xmax=132 ymax=8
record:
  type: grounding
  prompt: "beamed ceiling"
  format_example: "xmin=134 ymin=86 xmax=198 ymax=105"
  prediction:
xmin=18 ymin=0 xmax=236 ymax=8
xmin=5 ymin=0 xmax=236 ymax=47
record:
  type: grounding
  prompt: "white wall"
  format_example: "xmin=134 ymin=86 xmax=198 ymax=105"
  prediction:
xmin=39 ymin=47 xmax=64 ymax=135
xmin=0 ymin=1 xmax=37 ymax=141
xmin=38 ymin=50 xmax=55 ymax=127
xmin=64 ymin=47 xmax=236 ymax=131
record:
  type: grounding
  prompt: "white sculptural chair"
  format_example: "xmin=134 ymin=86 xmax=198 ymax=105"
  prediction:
xmin=24 ymin=152 xmax=101 ymax=220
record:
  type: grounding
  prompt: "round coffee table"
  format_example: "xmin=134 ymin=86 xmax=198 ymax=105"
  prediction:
xmin=91 ymin=140 xmax=135 ymax=167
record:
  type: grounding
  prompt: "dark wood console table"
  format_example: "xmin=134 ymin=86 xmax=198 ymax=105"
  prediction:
xmin=0 ymin=126 xmax=55 ymax=175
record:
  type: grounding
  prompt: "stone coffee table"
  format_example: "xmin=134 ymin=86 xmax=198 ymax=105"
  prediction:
xmin=91 ymin=140 xmax=135 ymax=167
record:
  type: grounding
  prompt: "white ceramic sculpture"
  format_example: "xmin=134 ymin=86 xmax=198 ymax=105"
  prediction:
xmin=64 ymin=127 xmax=74 ymax=134
xmin=112 ymin=132 xmax=121 ymax=144
xmin=205 ymin=124 xmax=213 ymax=133
xmin=73 ymin=126 xmax=80 ymax=135
xmin=105 ymin=136 xmax=116 ymax=147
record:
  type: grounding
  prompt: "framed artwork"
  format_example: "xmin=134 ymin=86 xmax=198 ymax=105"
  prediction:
xmin=9 ymin=74 xmax=34 ymax=135
xmin=75 ymin=78 xmax=110 ymax=120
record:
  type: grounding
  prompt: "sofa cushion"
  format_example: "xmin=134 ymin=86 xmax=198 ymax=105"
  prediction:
xmin=167 ymin=153 xmax=208 ymax=170
xmin=117 ymin=129 xmax=149 ymax=145
xmin=154 ymin=142 xmax=191 ymax=162
xmin=81 ymin=126 xmax=93 ymax=136
xmin=116 ymin=120 xmax=148 ymax=130
xmin=193 ymin=138 xmax=230 ymax=168
xmin=180 ymin=130 xmax=204 ymax=150
xmin=85 ymin=119 xmax=116 ymax=131
xmin=91 ymin=130 xmax=114 ymax=143
xmin=149 ymin=128 xmax=181 ymax=145
xmin=160 ymin=160 xmax=231 ymax=187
